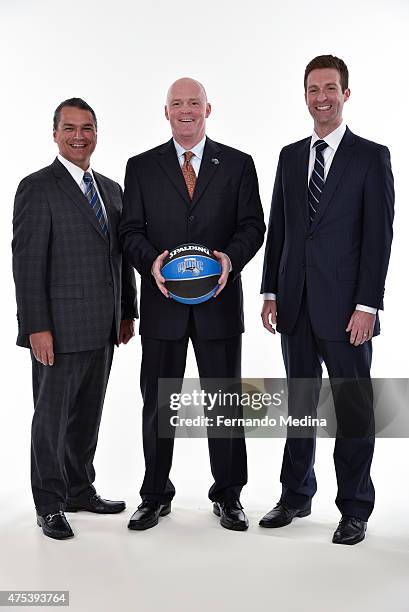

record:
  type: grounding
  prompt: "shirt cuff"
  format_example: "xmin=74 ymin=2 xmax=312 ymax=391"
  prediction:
xmin=356 ymin=304 xmax=377 ymax=315
xmin=263 ymin=293 xmax=276 ymax=300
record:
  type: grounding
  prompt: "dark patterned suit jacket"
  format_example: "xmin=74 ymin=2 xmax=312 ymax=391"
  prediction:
xmin=12 ymin=158 xmax=138 ymax=353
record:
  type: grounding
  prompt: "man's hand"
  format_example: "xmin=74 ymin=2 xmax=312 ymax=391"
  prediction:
xmin=29 ymin=331 xmax=54 ymax=365
xmin=346 ymin=310 xmax=376 ymax=346
xmin=151 ymin=250 xmax=169 ymax=298
xmin=119 ymin=319 xmax=135 ymax=344
xmin=261 ymin=300 xmax=277 ymax=334
xmin=213 ymin=251 xmax=230 ymax=297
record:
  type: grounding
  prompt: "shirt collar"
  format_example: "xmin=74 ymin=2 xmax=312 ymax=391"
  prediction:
xmin=173 ymin=135 xmax=206 ymax=161
xmin=57 ymin=154 xmax=93 ymax=187
xmin=310 ymin=121 xmax=347 ymax=152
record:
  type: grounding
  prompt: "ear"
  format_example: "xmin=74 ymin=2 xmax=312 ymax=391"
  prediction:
xmin=343 ymin=88 xmax=351 ymax=102
xmin=165 ymin=105 xmax=169 ymax=120
xmin=205 ymin=103 xmax=211 ymax=118
xmin=53 ymin=129 xmax=57 ymax=143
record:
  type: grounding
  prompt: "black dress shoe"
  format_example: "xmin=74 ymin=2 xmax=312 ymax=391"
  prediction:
xmin=213 ymin=500 xmax=249 ymax=531
xmin=65 ymin=493 xmax=125 ymax=514
xmin=259 ymin=501 xmax=311 ymax=528
xmin=128 ymin=501 xmax=171 ymax=531
xmin=332 ymin=516 xmax=367 ymax=545
xmin=37 ymin=511 xmax=74 ymax=540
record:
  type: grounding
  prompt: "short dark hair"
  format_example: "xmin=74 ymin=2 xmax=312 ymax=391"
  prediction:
xmin=53 ymin=97 xmax=97 ymax=130
xmin=304 ymin=55 xmax=349 ymax=92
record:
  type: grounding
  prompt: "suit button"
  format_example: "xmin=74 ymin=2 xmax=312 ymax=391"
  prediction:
xmin=108 ymin=281 xmax=113 ymax=287
xmin=188 ymin=215 xmax=195 ymax=222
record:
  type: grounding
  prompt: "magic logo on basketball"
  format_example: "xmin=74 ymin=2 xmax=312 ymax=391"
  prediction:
xmin=177 ymin=258 xmax=203 ymax=276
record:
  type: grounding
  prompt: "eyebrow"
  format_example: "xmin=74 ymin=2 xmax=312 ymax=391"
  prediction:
xmin=308 ymin=82 xmax=339 ymax=89
xmin=171 ymin=97 xmax=201 ymax=102
xmin=61 ymin=122 xmax=95 ymax=127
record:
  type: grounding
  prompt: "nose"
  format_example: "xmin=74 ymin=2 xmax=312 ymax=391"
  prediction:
xmin=73 ymin=128 xmax=84 ymax=139
xmin=316 ymin=90 xmax=328 ymax=102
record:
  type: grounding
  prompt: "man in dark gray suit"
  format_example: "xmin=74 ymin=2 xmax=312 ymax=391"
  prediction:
xmin=12 ymin=98 xmax=138 ymax=540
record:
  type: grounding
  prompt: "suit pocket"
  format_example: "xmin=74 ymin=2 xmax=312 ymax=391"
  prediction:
xmin=337 ymin=266 xmax=358 ymax=282
xmin=49 ymin=284 xmax=84 ymax=299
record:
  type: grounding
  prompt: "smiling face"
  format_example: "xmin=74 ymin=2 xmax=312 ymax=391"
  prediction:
xmin=165 ymin=78 xmax=211 ymax=149
xmin=53 ymin=106 xmax=97 ymax=170
xmin=305 ymin=68 xmax=350 ymax=138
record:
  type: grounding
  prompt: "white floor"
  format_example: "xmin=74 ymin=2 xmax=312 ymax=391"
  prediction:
xmin=1 ymin=455 xmax=409 ymax=612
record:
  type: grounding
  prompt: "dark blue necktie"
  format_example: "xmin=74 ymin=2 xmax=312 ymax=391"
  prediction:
xmin=83 ymin=172 xmax=108 ymax=235
xmin=308 ymin=140 xmax=329 ymax=223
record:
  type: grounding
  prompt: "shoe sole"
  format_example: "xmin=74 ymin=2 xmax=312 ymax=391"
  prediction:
xmin=213 ymin=505 xmax=249 ymax=531
xmin=36 ymin=519 xmax=74 ymax=540
xmin=127 ymin=505 xmax=171 ymax=531
xmin=259 ymin=508 xmax=311 ymax=528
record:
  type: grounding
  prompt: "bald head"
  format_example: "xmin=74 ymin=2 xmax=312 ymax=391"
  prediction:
xmin=165 ymin=77 xmax=211 ymax=149
xmin=166 ymin=77 xmax=208 ymax=106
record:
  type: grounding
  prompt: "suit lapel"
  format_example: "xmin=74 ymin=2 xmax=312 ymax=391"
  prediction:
xmin=311 ymin=127 xmax=356 ymax=229
xmin=157 ymin=139 xmax=191 ymax=204
xmin=296 ymin=139 xmax=311 ymax=230
xmin=156 ymin=137 xmax=222 ymax=209
xmin=190 ymin=137 xmax=221 ymax=211
xmin=51 ymin=158 xmax=109 ymax=244
xmin=94 ymin=172 xmax=117 ymax=250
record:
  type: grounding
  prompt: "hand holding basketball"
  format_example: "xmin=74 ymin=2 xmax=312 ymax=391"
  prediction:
xmin=151 ymin=250 xmax=170 ymax=298
xmin=213 ymin=251 xmax=230 ymax=298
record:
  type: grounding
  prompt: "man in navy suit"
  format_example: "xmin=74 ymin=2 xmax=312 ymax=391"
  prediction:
xmin=260 ymin=55 xmax=394 ymax=544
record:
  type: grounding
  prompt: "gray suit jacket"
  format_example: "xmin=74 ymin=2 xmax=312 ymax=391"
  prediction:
xmin=12 ymin=158 xmax=138 ymax=353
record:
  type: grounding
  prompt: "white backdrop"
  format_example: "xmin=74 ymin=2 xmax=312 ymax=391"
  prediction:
xmin=1 ymin=0 xmax=408 ymax=549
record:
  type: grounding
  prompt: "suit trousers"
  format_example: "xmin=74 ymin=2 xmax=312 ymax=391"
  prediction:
xmin=31 ymin=344 xmax=114 ymax=515
xmin=279 ymin=294 xmax=375 ymax=521
xmin=139 ymin=313 xmax=247 ymax=503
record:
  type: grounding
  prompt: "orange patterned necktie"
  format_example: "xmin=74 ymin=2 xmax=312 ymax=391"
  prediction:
xmin=182 ymin=151 xmax=197 ymax=199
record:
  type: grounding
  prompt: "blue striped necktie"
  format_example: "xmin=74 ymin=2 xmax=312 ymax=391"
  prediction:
xmin=83 ymin=172 xmax=108 ymax=235
xmin=308 ymin=139 xmax=329 ymax=223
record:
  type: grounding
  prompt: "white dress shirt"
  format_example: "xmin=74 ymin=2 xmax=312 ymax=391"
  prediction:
xmin=263 ymin=123 xmax=376 ymax=315
xmin=57 ymin=154 xmax=109 ymax=227
xmin=173 ymin=136 xmax=206 ymax=175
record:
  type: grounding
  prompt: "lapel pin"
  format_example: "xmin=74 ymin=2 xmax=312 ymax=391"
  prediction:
xmin=211 ymin=158 xmax=220 ymax=165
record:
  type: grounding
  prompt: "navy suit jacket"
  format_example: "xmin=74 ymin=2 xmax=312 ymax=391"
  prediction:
xmin=261 ymin=127 xmax=394 ymax=341
xmin=120 ymin=137 xmax=265 ymax=340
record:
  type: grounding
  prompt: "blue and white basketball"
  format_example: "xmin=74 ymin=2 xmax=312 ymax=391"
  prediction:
xmin=161 ymin=244 xmax=222 ymax=304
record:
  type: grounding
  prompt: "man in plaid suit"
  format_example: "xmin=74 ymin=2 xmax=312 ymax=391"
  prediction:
xmin=12 ymin=98 xmax=138 ymax=540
